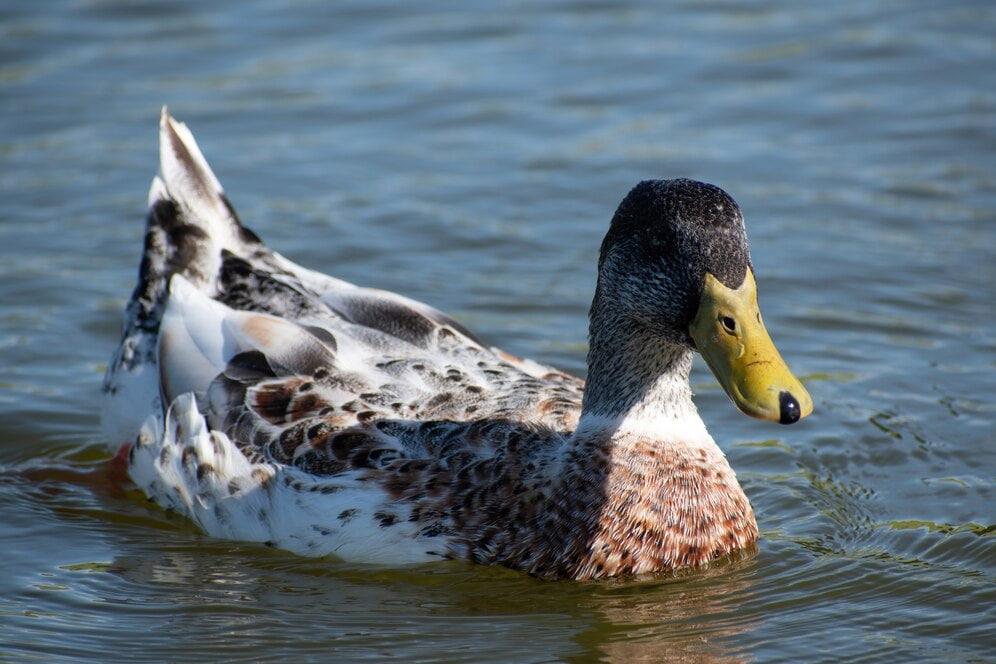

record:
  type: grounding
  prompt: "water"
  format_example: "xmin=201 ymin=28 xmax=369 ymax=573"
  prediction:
xmin=1 ymin=0 xmax=993 ymax=661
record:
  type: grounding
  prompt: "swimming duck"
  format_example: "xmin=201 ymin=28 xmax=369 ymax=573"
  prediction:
xmin=102 ymin=109 xmax=813 ymax=580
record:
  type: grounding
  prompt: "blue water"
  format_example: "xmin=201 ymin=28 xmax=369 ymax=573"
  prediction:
xmin=1 ymin=1 xmax=993 ymax=661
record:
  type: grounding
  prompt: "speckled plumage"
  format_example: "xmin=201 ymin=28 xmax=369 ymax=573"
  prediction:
xmin=103 ymin=110 xmax=758 ymax=580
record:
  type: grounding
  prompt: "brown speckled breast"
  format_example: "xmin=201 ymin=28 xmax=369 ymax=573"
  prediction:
xmin=418 ymin=428 xmax=758 ymax=580
xmin=563 ymin=436 xmax=758 ymax=579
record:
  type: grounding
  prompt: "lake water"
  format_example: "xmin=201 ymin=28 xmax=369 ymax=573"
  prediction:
xmin=1 ymin=1 xmax=993 ymax=661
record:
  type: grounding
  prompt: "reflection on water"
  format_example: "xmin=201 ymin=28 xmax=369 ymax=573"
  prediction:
xmin=574 ymin=566 xmax=758 ymax=664
xmin=1 ymin=0 xmax=994 ymax=661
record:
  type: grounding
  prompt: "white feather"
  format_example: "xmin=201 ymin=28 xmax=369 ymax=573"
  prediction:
xmin=101 ymin=356 xmax=160 ymax=447
xmin=157 ymin=107 xmax=236 ymax=249
xmin=130 ymin=393 xmax=434 ymax=564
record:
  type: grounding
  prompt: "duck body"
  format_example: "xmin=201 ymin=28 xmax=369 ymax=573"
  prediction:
xmin=101 ymin=111 xmax=813 ymax=580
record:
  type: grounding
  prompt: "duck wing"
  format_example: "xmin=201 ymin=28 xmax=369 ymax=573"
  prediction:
xmin=102 ymin=109 xmax=581 ymax=445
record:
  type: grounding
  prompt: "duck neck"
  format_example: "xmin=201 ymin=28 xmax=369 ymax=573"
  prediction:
xmin=579 ymin=304 xmax=709 ymax=443
xmin=516 ymin=302 xmax=754 ymax=579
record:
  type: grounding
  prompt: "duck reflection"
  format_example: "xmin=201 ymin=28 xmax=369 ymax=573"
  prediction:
xmin=99 ymin=540 xmax=758 ymax=662
xmin=570 ymin=553 xmax=759 ymax=663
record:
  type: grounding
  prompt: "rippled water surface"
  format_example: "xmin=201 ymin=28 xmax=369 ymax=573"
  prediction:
xmin=1 ymin=1 xmax=994 ymax=661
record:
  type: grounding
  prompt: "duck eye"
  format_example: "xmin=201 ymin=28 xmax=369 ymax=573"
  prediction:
xmin=720 ymin=316 xmax=737 ymax=333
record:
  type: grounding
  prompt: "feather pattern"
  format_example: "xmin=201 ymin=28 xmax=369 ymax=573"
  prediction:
xmin=102 ymin=109 xmax=757 ymax=579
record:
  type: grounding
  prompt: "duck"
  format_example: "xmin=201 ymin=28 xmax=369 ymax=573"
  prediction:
xmin=101 ymin=108 xmax=813 ymax=580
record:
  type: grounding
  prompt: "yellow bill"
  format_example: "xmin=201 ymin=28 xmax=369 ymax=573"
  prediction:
xmin=689 ymin=270 xmax=813 ymax=424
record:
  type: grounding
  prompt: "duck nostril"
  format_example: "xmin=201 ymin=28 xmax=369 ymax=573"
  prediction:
xmin=779 ymin=391 xmax=801 ymax=424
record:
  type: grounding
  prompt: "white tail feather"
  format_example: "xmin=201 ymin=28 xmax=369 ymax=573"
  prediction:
xmin=158 ymin=106 xmax=240 ymax=252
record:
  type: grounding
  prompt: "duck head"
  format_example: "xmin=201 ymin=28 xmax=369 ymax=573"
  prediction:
xmin=594 ymin=179 xmax=812 ymax=424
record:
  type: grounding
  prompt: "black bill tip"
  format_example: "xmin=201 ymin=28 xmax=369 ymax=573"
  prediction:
xmin=778 ymin=391 xmax=801 ymax=425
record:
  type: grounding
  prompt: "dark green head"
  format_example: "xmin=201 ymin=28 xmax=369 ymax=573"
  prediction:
xmin=592 ymin=179 xmax=813 ymax=425
xmin=595 ymin=179 xmax=753 ymax=346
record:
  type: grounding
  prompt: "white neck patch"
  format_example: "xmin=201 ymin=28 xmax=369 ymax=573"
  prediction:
xmin=576 ymin=407 xmax=716 ymax=451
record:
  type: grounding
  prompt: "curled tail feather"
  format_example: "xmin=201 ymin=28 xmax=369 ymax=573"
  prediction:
xmin=102 ymin=107 xmax=268 ymax=443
